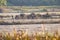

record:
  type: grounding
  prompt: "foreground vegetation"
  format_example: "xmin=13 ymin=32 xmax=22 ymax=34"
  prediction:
xmin=0 ymin=29 xmax=60 ymax=40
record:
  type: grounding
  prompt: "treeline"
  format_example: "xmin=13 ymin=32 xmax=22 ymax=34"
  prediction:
xmin=7 ymin=0 xmax=60 ymax=6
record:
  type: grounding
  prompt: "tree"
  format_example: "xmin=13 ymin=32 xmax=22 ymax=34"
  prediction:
xmin=0 ymin=0 xmax=7 ymax=6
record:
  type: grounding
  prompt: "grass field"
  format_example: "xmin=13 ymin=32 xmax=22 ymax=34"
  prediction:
xmin=0 ymin=6 xmax=60 ymax=13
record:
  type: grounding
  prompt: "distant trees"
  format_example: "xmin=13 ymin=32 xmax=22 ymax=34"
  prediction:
xmin=7 ymin=0 xmax=60 ymax=6
xmin=27 ymin=13 xmax=36 ymax=19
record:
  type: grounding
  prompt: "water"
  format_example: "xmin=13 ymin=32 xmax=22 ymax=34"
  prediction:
xmin=0 ymin=24 xmax=60 ymax=33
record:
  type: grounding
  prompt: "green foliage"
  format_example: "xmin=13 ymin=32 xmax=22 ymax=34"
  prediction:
xmin=0 ymin=0 xmax=7 ymax=6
